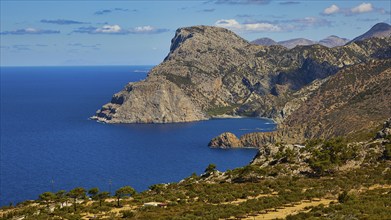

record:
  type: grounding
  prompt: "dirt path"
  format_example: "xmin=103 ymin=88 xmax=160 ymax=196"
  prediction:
xmin=220 ymin=193 xmax=275 ymax=205
xmin=241 ymin=199 xmax=336 ymax=220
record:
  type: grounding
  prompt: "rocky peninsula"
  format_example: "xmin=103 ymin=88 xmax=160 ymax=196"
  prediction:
xmin=92 ymin=24 xmax=391 ymax=127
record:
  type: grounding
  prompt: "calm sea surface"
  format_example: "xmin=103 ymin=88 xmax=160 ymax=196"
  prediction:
xmin=0 ymin=66 xmax=275 ymax=206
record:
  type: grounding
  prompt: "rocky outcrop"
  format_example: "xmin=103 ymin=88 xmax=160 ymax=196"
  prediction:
xmin=208 ymin=129 xmax=305 ymax=149
xmin=208 ymin=132 xmax=242 ymax=148
xmin=376 ymin=118 xmax=391 ymax=139
xmin=248 ymin=118 xmax=391 ymax=176
xmin=91 ymin=77 xmax=207 ymax=123
xmin=93 ymin=24 xmax=390 ymax=124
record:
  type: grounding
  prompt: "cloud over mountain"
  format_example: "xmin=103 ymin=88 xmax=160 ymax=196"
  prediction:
xmin=215 ymin=19 xmax=281 ymax=32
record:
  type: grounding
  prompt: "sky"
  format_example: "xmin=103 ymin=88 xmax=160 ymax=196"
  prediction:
xmin=0 ymin=0 xmax=390 ymax=66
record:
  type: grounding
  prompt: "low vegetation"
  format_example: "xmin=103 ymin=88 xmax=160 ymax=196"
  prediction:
xmin=1 ymin=125 xmax=390 ymax=219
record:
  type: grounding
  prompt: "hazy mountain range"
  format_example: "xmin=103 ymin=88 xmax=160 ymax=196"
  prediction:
xmin=251 ymin=22 xmax=390 ymax=49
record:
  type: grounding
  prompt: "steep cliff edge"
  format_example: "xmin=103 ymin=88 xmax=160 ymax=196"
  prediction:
xmin=93 ymin=24 xmax=390 ymax=124
xmin=91 ymin=77 xmax=206 ymax=123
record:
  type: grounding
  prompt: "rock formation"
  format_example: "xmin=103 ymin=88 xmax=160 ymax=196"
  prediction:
xmin=376 ymin=118 xmax=391 ymax=139
xmin=208 ymin=132 xmax=242 ymax=148
xmin=93 ymin=23 xmax=390 ymax=126
xmin=91 ymin=77 xmax=206 ymax=123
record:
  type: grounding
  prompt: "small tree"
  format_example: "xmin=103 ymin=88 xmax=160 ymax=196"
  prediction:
xmin=39 ymin=192 xmax=56 ymax=207
xmin=55 ymin=190 xmax=67 ymax=208
xmin=149 ymin=184 xmax=165 ymax=194
xmin=97 ymin=191 xmax=110 ymax=207
xmin=67 ymin=187 xmax=86 ymax=211
xmin=384 ymin=143 xmax=391 ymax=160
xmin=338 ymin=191 xmax=352 ymax=203
xmin=88 ymin=187 xmax=99 ymax=200
xmin=88 ymin=187 xmax=110 ymax=207
xmin=115 ymin=186 xmax=136 ymax=207
xmin=205 ymin=164 xmax=217 ymax=174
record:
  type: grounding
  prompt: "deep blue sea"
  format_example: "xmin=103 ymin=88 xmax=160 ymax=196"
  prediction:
xmin=0 ymin=66 xmax=276 ymax=206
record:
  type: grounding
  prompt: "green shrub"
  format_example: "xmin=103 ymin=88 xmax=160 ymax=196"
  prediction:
xmin=121 ymin=210 xmax=135 ymax=218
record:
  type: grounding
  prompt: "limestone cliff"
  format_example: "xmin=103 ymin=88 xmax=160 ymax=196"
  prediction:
xmin=93 ymin=24 xmax=390 ymax=124
xmin=91 ymin=77 xmax=206 ymax=123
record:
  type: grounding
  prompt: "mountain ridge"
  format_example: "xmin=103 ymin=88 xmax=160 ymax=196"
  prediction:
xmin=209 ymin=59 xmax=391 ymax=148
xmin=350 ymin=22 xmax=391 ymax=43
xmin=251 ymin=35 xmax=349 ymax=48
xmin=93 ymin=23 xmax=390 ymax=132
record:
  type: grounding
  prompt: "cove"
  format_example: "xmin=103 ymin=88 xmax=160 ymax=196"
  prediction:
xmin=0 ymin=66 xmax=276 ymax=206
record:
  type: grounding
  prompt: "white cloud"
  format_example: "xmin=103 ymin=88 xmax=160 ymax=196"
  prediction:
xmin=0 ymin=27 xmax=60 ymax=35
xmin=25 ymin=28 xmax=38 ymax=33
xmin=132 ymin=26 xmax=154 ymax=33
xmin=95 ymin=25 xmax=122 ymax=33
xmin=73 ymin=25 xmax=169 ymax=35
xmin=321 ymin=2 xmax=380 ymax=16
xmin=215 ymin=19 xmax=241 ymax=29
xmin=351 ymin=3 xmax=373 ymax=14
xmin=215 ymin=19 xmax=281 ymax=32
xmin=323 ymin=4 xmax=339 ymax=15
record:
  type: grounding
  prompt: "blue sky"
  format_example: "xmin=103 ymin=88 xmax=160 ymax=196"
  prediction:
xmin=1 ymin=0 xmax=390 ymax=66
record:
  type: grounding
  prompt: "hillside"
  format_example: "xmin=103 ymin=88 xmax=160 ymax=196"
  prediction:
xmin=92 ymin=24 xmax=390 ymax=125
xmin=210 ymin=59 xmax=391 ymax=148
xmin=2 ymin=119 xmax=390 ymax=219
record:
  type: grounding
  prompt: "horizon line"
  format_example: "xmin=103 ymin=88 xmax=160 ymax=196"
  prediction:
xmin=0 ymin=64 xmax=157 ymax=68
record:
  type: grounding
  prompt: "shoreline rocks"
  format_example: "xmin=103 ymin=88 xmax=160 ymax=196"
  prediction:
xmin=208 ymin=132 xmax=242 ymax=148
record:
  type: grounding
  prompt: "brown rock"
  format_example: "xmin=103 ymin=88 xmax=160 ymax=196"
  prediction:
xmin=208 ymin=132 xmax=242 ymax=148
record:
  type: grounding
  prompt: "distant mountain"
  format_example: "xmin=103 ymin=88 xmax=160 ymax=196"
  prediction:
xmin=351 ymin=22 xmax=391 ymax=43
xmin=250 ymin=37 xmax=277 ymax=46
xmin=278 ymin=38 xmax=317 ymax=49
xmin=251 ymin=36 xmax=349 ymax=48
xmin=319 ymin=35 xmax=349 ymax=48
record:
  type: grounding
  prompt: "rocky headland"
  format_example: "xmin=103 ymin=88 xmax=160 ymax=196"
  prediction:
xmin=93 ymin=23 xmax=390 ymax=129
